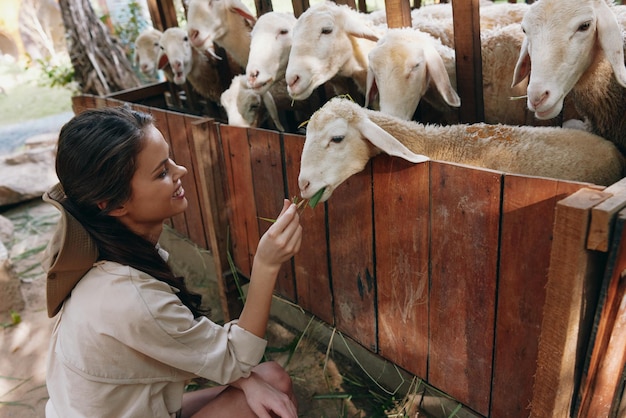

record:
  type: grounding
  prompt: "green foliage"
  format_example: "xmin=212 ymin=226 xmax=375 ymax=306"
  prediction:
xmin=35 ymin=56 xmax=76 ymax=91
xmin=110 ymin=1 xmax=150 ymax=59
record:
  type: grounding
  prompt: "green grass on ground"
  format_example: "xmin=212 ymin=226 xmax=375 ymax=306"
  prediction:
xmin=0 ymin=61 xmax=73 ymax=126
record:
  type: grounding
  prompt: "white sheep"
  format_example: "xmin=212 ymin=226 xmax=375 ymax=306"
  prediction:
xmin=157 ymin=27 xmax=224 ymax=103
xmin=186 ymin=0 xmax=256 ymax=68
xmin=366 ymin=25 xmax=532 ymax=125
xmin=512 ymin=0 xmax=626 ymax=153
xmin=298 ymin=98 xmax=624 ymax=202
xmin=285 ymin=1 xmax=384 ymax=102
xmin=411 ymin=2 xmax=529 ymax=48
xmin=134 ymin=28 xmax=164 ymax=77
xmin=246 ymin=11 xmax=297 ymax=96
xmin=220 ymin=74 xmax=285 ymax=131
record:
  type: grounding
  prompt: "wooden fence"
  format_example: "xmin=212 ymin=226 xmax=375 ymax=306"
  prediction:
xmin=72 ymin=90 xmax=626 ymax=417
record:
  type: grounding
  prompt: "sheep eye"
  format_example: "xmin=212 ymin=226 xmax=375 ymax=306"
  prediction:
xmin=159 ymin=45 xmax=164 ymax=50
xmin=330 ymin=135 xmax=344 ymax=143
xmin=279 ymin=29 xmax=289 ymax=35
xmin=153 ymin=42 xmax=159 ymax=46
xmin=183 ymin=36 xmax=189 ymax=42
xmin=578 ymin=21 xmax=591 ymax=32
xmin=321 ymin=27 xmax=333 ymax=35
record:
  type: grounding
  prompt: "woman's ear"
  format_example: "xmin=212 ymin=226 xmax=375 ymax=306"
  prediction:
xmin=98 ymin=201 xmax=127 ymax=217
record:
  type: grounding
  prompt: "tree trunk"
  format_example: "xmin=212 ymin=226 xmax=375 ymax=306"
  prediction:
xmin=58 ymin=0 xmax=140 ymax=95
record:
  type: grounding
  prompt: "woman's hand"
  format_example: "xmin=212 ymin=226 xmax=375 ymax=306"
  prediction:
xmin=254 ymin=200 xmax=303 ymax=272
xmin=237 ymin=372 xmax=298 ymax=418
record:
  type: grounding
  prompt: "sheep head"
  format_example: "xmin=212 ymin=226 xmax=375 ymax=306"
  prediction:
xmin=285 ymin=1 xmax=380 ymax=101
xmin=512 ymin=0 xmax=626 ymax=120
xmin=246 ymin=12 xmax=296 ymax=94
xmin=366 ymin=28 xmax=460 ymax=120
xmin=298 ymin=98 xmax=428 ymax=202
xmin=134 ymin=28 xmax=163 ymax=76
xmin=157 ymin=28 xmax=193 ymax=85
xmin=187 ymin=0 xmax=256 ymax=59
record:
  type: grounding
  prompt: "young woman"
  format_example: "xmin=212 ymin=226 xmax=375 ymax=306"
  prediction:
xmin=42 ymin=106 xmax=302 ymax=418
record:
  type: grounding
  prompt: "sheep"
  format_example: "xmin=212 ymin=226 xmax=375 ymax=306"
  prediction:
xmin=366 ymin=25 xmax=532 ymax=125
xmin=157 ymin=27 xmax=224 ymax=104
xmin=285 ymin=1 xmax=384 ymax=102
xmin=297 ymin=98 xmax=624 ymax=203
xmin=246 ymin=11 xmax=297 ymax=96
xmin=512 ymin=0 xmax=626 ymax=154
xmin=220 ymin=74 xmax=285 ymax=131
xmin=411 ymin=2 xmax=529 ymax=48
xmin=134 ymin=28 xmax=165 ymax=78
xmin=186 ymin=0 xmax=256 ymax=69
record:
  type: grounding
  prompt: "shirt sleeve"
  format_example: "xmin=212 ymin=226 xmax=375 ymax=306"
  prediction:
xmin=98 ymin=263 xmax=267 ymax=385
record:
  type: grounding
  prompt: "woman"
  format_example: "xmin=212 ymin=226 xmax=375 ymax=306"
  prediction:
xmin=42 ymin=106 xmax=302 ymax=418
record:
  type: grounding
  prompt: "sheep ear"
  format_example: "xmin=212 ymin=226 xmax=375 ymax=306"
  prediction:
xmin=595 ymin=0 xmax=626 ymax=88
xmin=157 ymin=53 xmax=169 ymax=70
xmin=355 ymin=115 xmax=429 ymax=164
xmin=365 ymin=66 xmax=378 ymax=108
xmin=512 ymin=37 xmax=531 ymax=87
xmin=261 ymin=92 xmax=285 ymax=132
xmin=424 ymin=46 xmax=460 ymax=107
xmin=231 ymin=0 xmax=257 ymax=25
xmin=342 ymin=11 xmax=380 ymax=42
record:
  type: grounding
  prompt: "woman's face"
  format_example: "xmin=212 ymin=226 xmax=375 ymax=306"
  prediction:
xmin=113 ymin=124 xmax=188 ymax=241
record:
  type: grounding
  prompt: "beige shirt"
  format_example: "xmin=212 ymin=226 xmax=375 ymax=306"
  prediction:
xmin=45 ymin=260 xmax=266 ymax=418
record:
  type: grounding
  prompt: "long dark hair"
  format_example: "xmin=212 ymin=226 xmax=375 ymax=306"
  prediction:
xmin=55 ymin=106 xmax=208 ymax=318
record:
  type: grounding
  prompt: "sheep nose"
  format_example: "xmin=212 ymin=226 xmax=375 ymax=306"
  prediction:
xmin=189 ymin=29 xmax=199 ymax=42
xmin=247 ymin=70 xmax=258 ymax=85
xmin=298 ymin=178 xmax=310 ymax=194
xmin=287 ymin=74 xmax=300 ymax=88
xmin=529 ymin=90 xmax=550 ymax=109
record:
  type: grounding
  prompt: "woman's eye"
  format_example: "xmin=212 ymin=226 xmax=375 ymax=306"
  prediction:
xmin=158 ymin=167 xmax=169 ymax=178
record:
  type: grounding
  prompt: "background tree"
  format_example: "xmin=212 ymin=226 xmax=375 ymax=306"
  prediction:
xmin=58 ymin=0 xmax=140 ymax=95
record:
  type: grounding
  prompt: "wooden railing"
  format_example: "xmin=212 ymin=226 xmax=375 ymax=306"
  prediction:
xmin=72 ymin=33 xmax=626 ymax=413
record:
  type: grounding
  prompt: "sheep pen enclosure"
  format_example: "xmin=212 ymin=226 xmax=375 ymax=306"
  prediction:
xmin=66 ymin=0 xmax=626 ymax=416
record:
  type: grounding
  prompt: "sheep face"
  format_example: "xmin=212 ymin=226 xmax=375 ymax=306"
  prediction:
xmin=246 ymin=12 xmax=296 ymax=94
xmin=134 ymin=28 xmax=163 ymax=75
xmin=513 ymin=0 xmax=626 ymax=120
xmin=187 ymin=0 xmax=255 ymax=58
xmin=298 ymin=100 xmax=376 ymax=202
xmin=157 ymin=28 xmax=193 ymax=85
xmin=286 ymin=2 xmax=379 ymax=100
xmin=221 ymin=75 xmax=257 ymax=127
xmin=367 ymin=29 xmax=460 ymax=120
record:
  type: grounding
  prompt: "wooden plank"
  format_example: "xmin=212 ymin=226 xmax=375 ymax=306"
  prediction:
xmin=150 ymin=108 xmax=190 ymax=237
xmin=220 ymin=125 xmax=257 ymax=277
xmin=71 ymin=95 xmax=90 ymax=114
xmin=452 ymin=0 xmax=484 ymax=123
xmin=282 ymin=134 xmax=333 ymax=324
xmin=577 ymin=209 xmax=626 ymax=417
xmin=166 ymin=110 xmax=208 ymax=248
xmin=248 ymin=128 xmax=296 ymax=301
xmin=373 ymin=157 xmax=429 ymax=378
xmin=429 ymin=162 xmax=501 ymax=416
xmin=291 ymin=0 xmax=310 ymax=18
xmin=491 ymin=176 xmax=587 ymax=418
xmin=326 ymin=165 xmax=376 ymax=351
xmin=146 ymin=0 xmax=179 ymax=31
xmin=587 ymin=177 xmax=626 ymax=252
xmin=190 ymin=119 xmax=244 ymax=320
xmin=106 ymin=82 xmax=170 ymax=103
xmin=384 ymin=0 xmax=411 ymax=29
xmin=529 ymin=188 xmax=611 ymax=418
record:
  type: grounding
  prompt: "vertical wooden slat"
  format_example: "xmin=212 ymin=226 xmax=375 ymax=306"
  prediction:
xmin=452 ymin=0 xmax=484 ymax=122
xmin=374 ymin=157 xmax=429 ymax=378
xmin=248 ymin=128 xmax=297 ymax=301
xmin=384 ymin=0 xmax=411 ymax=29
xmin=577 ymin=209 xmax=626 ymax=417
xmin=282 ymin=134 xmax=333 ymax=324
xmin=166 ymin=111 xmax=208 ymax=248
xmin=429 ymin=162 xmax=500 ymax=416
xmin=327 ymin=166 xmax=377 ymax=351
xmin=220 ymin=125 xmax=258 ymax=277
xmin=145 ymin=0 xmax=179 ymax=31
xmin=530 ymin=188 xmax=611 ymax=418
xmin=491 ymin=176 xmax=588 ymax=418
xmin=190 ymin=119 xmax=244 ymax=320
xmin=587 ymin=178 xmax=626 ymax=252
xmin=291 ymin=0 xmax=310 ymax=18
